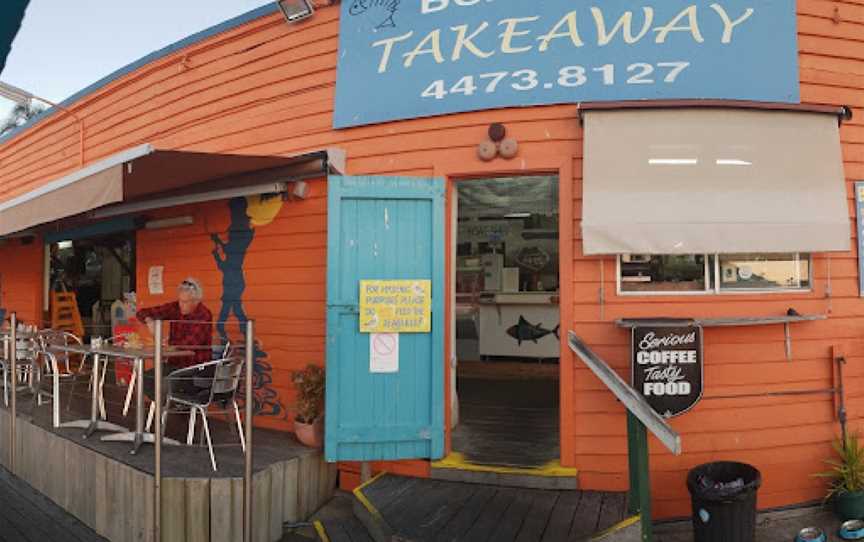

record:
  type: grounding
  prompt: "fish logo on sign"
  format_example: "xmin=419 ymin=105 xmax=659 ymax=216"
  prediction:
xmin=506 ymin=316 xmax=560 ymax=346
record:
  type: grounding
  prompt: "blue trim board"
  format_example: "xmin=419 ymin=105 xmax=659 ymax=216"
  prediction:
xmin=0 ymin=3 xmax=279 ymax=146
xmin=43 ymin=216 xmax=139 ymax=244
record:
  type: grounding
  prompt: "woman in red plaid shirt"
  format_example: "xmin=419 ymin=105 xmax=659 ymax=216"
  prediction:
xmin=140 ymin=277 xmax=213 ymax=398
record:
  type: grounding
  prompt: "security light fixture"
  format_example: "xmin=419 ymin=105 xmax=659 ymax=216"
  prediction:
xmin=0 ymin=81 xmax=34 ymax=105
xmin=277 ymin=0 xmax=314 ymax=23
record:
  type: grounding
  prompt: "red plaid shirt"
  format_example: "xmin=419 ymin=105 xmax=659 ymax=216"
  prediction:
xmin=136 ymin=301 xmax=213 ymax=367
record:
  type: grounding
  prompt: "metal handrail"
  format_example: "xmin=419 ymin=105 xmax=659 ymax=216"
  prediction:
xmin=568 ymin=331 xmax=681 ymax=455
xmin=568 ymin=331 xmax=683 ymax=542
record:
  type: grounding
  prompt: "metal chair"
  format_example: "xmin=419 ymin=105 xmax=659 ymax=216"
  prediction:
xmin=60 ymin=332 xmax=131 ymax=421
xmin=146 ymin=356 xmax=245 ymax=471
xmin=1 ymin=333 xmax=40 ymax=407
xmin=38 ymin=329 xmax=84 ymax=376
xmin=122 ymin=335 xmax=224 ymax=418
xmin=34 ymin=331 xmax=79 ymax=427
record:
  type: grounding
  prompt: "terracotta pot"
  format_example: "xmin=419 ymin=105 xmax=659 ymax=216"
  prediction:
xmin=294 ymin=417 xmax=323 ymax=448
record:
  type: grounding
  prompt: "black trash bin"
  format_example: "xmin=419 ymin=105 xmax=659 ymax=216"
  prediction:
xmin=686 ymin=461 xmax=762 ymax=542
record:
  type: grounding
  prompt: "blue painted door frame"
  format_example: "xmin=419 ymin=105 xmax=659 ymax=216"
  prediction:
xmin=325 ymin=176 xmax=445 ymax=462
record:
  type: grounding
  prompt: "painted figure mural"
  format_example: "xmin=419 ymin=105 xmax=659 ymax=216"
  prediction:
xmin=210 ymin=195 xmax=286 ymax=418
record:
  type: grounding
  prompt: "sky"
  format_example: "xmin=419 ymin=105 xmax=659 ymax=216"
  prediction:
xmin=0 ymin=0 xmax=273 ymax=120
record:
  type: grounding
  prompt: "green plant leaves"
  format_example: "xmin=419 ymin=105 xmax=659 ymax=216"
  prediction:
xmin=815 ymin=433 xmax=864 ymax=501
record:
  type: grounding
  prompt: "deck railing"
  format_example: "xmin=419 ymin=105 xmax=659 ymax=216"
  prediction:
xmin=4 ymin=312 xmax=259 ymax=541
xmin=568 ymin=331 xmax=682 ymax=542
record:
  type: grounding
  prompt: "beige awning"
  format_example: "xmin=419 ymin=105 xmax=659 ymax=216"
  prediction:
xmin=0 ymin=144 xmax=345 ymax=237
xmin=581 ymin=109 xmax=850 ymax=255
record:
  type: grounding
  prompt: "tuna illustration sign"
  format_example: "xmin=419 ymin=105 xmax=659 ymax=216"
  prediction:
xmin=507 ymin=316 xmax=559 ymax=346
xmin=334 ymin=0 xmax=800 ymax=127
xmin=631 ymin=324 xmax=703 ymax=418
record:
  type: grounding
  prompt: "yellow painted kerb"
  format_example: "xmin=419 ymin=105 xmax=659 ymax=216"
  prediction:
xmin=352 ymin=472 xmax=388 ymax=524
xmin=313 ymin=520 xmax=330 ymax=542
xmin=431 ymin=452 xmax=578 ymax=477
xmin=355 ymin=471 xmax=387 ymax=493
xmin=591 ymin=515 xmax=641 ymax=540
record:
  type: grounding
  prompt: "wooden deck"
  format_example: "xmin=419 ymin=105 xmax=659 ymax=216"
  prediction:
xmin=0 ymin=381 xmax=337 ymax=542
xmin=0 ymin=466 xmax=107 ymax=542
xmin=331 ymin=474 xmax=630 ymax=542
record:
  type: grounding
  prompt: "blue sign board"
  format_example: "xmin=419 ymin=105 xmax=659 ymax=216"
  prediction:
xmin=334 ymin=1 xmax=800 ymax=128
xmin=857 ymin=182 xmax=864 ymax=296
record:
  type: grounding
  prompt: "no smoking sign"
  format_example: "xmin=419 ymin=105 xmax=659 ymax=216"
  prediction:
xmin=370 ymin=333 xmax=399 ymax=373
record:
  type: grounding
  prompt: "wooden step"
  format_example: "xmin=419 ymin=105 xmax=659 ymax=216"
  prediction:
xmin=313 ymin=517 xmax=373 ymax=542
xmin=351 ymin=473 xmax=630 ymax=542
xmin=431 ymin=452 xmax=578 ymax=490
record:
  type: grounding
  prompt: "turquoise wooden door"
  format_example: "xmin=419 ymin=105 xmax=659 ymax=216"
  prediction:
xmin=325 ymin=176 xmax=445 ymax=462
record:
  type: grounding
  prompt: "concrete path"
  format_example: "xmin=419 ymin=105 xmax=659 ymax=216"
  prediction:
xmin=0 ymin=466 xmax=107 ymax=542
xmin=655 ymin=505 xmax=843 ymax=542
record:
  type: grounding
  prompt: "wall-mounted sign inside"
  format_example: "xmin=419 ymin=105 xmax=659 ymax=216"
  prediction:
xmin=148 ymin=266 xmax=164 ymax=295
xmin=360 ymin=280 xmax=431 ymax=333
xmin=334 ymin=0 xmax=800 ymax=128
xmin=631 ymin=324 xmax=703 ymax=417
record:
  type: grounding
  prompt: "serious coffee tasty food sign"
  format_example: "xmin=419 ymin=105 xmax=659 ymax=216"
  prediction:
xmin=334 ymin=0 xmax=799 ymax=128
xmin=631 ymin=325 xmax=703 ymax=418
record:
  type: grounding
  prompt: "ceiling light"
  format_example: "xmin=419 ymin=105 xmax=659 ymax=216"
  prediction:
xmin=504 ymin=212 xmax=531 ymax=218
xmin=716 ymin=159 xmax=752 ymax=166
xmin=648 ymin=159 xmax=698 ymax=166
xmin=57 ymin=240 xmax=73 ymax=249
xmin=277 ymin=0 xmax=314 ymax=23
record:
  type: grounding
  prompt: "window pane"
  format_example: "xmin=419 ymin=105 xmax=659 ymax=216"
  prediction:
xmin=620 ymin=255 xmax=707 ymax=293
xmin=718 ymin=253 xmax=810 ymax=290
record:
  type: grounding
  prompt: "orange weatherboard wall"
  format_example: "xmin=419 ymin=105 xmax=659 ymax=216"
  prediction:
xmin=134 ymin=191 xmax=328 ymax=431
xmin=0 ymin=2 xmax=860 ymax=518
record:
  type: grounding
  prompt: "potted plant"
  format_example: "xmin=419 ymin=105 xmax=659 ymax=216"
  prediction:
xmin=815 ymin=433 xmax=864 ymax=520
xmin=292 ymin=363 xmax=325 ymax=448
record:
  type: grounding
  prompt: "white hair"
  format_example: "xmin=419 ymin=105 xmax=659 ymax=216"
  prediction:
xmin=178 ymin=277 xmax=204 ymax=300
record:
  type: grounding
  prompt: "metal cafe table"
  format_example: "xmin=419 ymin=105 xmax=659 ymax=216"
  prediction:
xmin=50 ymin=343 xmax=192 ymax=454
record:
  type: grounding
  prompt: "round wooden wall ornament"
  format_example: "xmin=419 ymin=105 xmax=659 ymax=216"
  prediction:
xmin=488 ymin=123 xmax=506 ymax=142
xmin=498 ymin=138 xmax=518 ymax=159
xmin=477 ymin=140 xmax=498 ymax=161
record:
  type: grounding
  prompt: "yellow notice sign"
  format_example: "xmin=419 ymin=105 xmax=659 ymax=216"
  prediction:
xmin=360 ymin=280 xmax=431 ymax=333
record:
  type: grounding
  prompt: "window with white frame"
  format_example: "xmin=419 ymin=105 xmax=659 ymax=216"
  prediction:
xmin=619 ymin=253 xmax=811 ymax=294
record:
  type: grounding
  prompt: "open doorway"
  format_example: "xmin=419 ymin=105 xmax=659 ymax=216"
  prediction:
xmin=452 ymin=175 xmax=561 ymax=468
xmin=48 ymin=232 xmax=136 ymax=338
